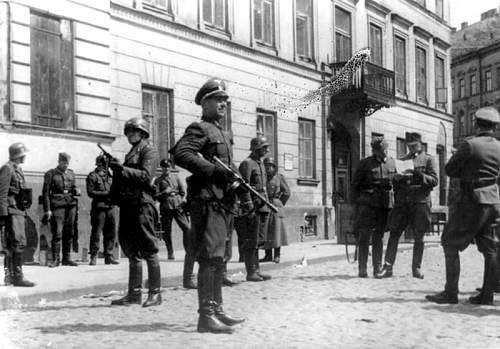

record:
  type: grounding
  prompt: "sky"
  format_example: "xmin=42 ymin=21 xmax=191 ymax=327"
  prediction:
xmin=450 ymin=0 xmax=500 ymax=28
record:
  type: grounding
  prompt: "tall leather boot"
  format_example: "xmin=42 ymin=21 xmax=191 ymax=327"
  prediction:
xmin=372 ymin=235 xmax=383 ymax=276
xmin=357 ymin=235 xmax=369 ymax=278
xmin=412 ymin=240 xmax=424 ymax=279
xmin=259 ymin=249 xmax=272 ymax=262
xmin=48 ymin=241 xmax=61 ymax=268
xmin=214 ymin=260 xmax=244 ymax=326
xmin=222 ymin=262 xmax=239 ymax=287
xmin=4 ymin=254 xmax=12 ymax=285
xmin=111 ymin=259 xmax=142 ymax=305
xmin=470 ymin=253 xmax=497 ymax=305
xmin=385 ymin=232 xmax=400 ymax=266
xmin=12 ymin=252 xmax=35 ymax=287
xmin=197 ymin=261 xmax=234 ymax=334
xmin=426 ymin=249 xmax=459 ymax=304
xmin=245 ymin=249 xmax=263 ymax=282
xmin=255 ymin=249 xmax=271 ymax=281
xmin=165 ymin=240 xmax=174 ymax=260
xmin=273 ymin=248 xmax=281 ymax=263
xmin=183 ymin=252 xmax=197 ymax=289
xmin=143 ymin=255 xmax=162 ymax=307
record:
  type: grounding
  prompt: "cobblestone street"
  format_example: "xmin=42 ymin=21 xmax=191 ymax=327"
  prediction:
xmin=2 ymin=244 xmax=500 ymax=349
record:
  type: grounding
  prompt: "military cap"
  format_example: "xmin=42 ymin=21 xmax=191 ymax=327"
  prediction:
xmin=195 ymin=78 xmax=228 ymax=105
xmin=370 ymin=137 xmax=388 ymax=151
xmin=475 ymin=106 xmax=500 ymax=124
xmin=58 ymin=152 xmax=71 ymax=162
xmin=159 ymin=158 xmax=173 ymax=168
xmin=405 ymin=132 xmax=422 ymax=145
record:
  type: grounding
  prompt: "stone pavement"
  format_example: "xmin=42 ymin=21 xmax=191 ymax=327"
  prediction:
xmin=2 ymin=243 xmax=500 ymax=349
xmin=0 ymin=239 xmax=364 ymax=309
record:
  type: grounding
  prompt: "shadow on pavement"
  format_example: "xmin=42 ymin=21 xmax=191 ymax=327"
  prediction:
xmin=331 ymin=296 xmax=428 ymax=304
xmin=34 ymin=322 xmax=194 ymax=334
xmin=21 ymin=303 xmax=112 ymax=312
xmin=423 ymin=303 xmax=500 ymax=317
xmin=292 ymin=274 xmax=356 ymax=282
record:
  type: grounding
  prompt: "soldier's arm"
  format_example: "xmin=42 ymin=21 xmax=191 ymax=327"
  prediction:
xmin=279 ymin=174 xmax=291 ymax=206
xmin=350 ymin=160 xmax=365 ymax=202
xmin=237 ymin=160 xmax=253 ymax=205
xmin=177 ymin=176 xmax=186 ymax=198
xmin=445 ymin=141 xmax=470 ymax=178
xmin=171 ymin=123 xmax=214 ymax=176
xmin=41 ymin=170 xmax=52 ymax=213
xmin=86 ymin=173 xmax=108 ymax=198
xmin=0 ymin=165 xmax=11 ymax=217
xmin=416 ymin=155 xmax=438 ymax=189
xmin=120 ymin=147 xmax=157 ymax=186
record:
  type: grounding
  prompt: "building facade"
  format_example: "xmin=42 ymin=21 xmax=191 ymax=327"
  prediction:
xmin=0 ymin=0 xmax=452 ymax=261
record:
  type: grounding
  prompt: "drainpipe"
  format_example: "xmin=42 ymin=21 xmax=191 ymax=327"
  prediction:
xmin=320 ymin=64 xmax=328 ymax=239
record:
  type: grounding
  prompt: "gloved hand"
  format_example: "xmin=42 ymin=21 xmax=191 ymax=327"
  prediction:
xmin=213 ymin=162 xmax=235 ymax=185
xmin=108 ymin=157 xmax=123 ymax=172
xmin=240 ymin=201 xmax=254 ymax=216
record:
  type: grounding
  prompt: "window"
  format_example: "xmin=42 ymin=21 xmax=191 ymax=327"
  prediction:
xmin=457 ymin=110 xmax=465 ymax=136
xmin=30 ymin=12 xmax=73 ymax=128
xmin=396 ymin=138 xmax=407 ymax=159
xmin=335 ymin=6 xmax=351 ymax=62
xmin=458 ymin=79 xmax=465 ymax=98
xmin=468 ymin=110 xmax=475 ymax=134
xmin=298 ymin=118 xmax=315 ymax=178
xmin=254 ymin=0 xmax=274 ymax=46
xmin=142 ymin=87 xmax=173 ymax=163
xmin=300 ymin=215 xmax=317 ymax=239
xmin=416 ymin=46 xmax=427 ymax=102
xmin=295 ymin=0 xmax=313 ymax=60
xmin=435 ymin=56 xmax=446 ymax=109
xmin=143 ymin=0 xmax=173 ymax=14
xmin=256 ymin=109 xmax=277 ymax=160
xmin=369 ymin=23 xmax=383 ymax=66
xmin=394 ymin=36 xmax=406 ymax=95
xmin=203 ymin=0 xmax=227 ymax=31
xmin=435 ymin=0 xmax=443 ymax=18
xmin=470 ymin=75 xmax=477 ymax=95
xmin=485 ymin=70 xmax=492 ymax=91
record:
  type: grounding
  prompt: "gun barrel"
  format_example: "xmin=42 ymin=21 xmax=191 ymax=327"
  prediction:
xmin=97 ymin=143 xmax=113 ymax=158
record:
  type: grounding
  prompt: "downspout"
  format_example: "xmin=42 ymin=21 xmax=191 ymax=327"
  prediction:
xmin=320 ymin=64 xmax=328 ymax=239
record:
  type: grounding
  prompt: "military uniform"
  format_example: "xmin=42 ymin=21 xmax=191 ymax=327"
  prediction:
xmin=86 ymin=156 xmax=117 ymax=265
xmin=379 ymin=133 xmax=438 ymax=279
xmin=109 ymin=117 xmax=161 ymax=308
xmin=42 ymin=152 xmax=79 ymax=267
xmin=351 ymin=138 xmax=396 ymax=277
xmin=427 ymin=107 xmax=500 ymax=305
xmin=171 ymin=77 xmax=244 ymax=334
xmin=0 ymin=143 xmax=34 ymax=286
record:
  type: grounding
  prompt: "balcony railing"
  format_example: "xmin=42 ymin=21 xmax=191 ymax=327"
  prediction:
xmin=435 ymin=87 xmax=447 ymax=110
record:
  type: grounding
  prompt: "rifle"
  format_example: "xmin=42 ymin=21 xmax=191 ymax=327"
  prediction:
xmin=97 ymin=143 xmax=114 ymax=160
xmin=212 ymin=156 xmax=278 ymax=213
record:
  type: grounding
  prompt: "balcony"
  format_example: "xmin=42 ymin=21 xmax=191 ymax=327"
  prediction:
xmin=328 ymin=61 xmax=395 ymax=116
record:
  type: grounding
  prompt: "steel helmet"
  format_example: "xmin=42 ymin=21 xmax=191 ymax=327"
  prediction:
xmin=96 ymin=155 xmax=108 ymax=166
xmin=263 ymin=157 xmax=276 ymax=166
xmin=124 ymin=117 xmax=150 ymax=138
xmin=250 ymin=136 xmax=270 ymax=151
xmin=9 ymin=142 xmax=28 ymax=160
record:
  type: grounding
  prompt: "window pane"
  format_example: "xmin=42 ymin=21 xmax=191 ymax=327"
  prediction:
xmin=335 ymin=6 xmax=350 ymax=33
xmin=142 ymin=88 xmax=172 ymax=164
xmin=296 ymin=16 xmax=307 ymax=56
xmin=263 ymin=1 xmax=273 ymax=44
xmin=214 ymin=0 xmax=225 ymax=29
xmin=298 ymin=119 xmax=315 ymax=178
xmin=203 ymin=0 xmax=212 ymax=23
xmin=335 ymin=7 xmax=351 ymax=61
xmin=394 ymin=36 xmax=406 ymax=94
xmin=370 ymin=24 xmax=382 ymax=66
xmin=254 ymin=0 xmax=262 ymax=40
xmin=436 ymin=0 xmax=443 ymax=18
xmin=416 ymin=47 xmax=427 ymax=100
xmin=297 ymin=0 xmax=311 ymax=14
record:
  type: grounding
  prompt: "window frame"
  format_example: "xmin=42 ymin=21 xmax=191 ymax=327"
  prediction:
xmin=334 ymin=5 xmax=352 ymax=62
xmin=202 ymin=0 xmax=229 ymax=33
xmin=142 ymin=0 xmax=174 ymax=16
xmin=415 ymin=44 xmax=428 ymax=104
xmin=369 ymin=22 xmax=383 ymax=66
xmin=485 ymin=70 xmax=492 ymax=92
xmin=253 ymin=0 xmax=275 ymax=48
xmin=435 ymin=0 xmax=443 ymax=18
xmin=298 ymin=117 xmax=316 ymax=180
xmin=394 ymin=34 xmax=407 ymax=97
xmin=470 ymin=74 xmax=477 ymax=95
xmin=295 ymin=0 xmax=314 ymax=62
xmin=256 ymin=108 xmax=278 ymax=162
xmin=458 ymin=78 xmax=465 ymax=98
xmin=396 ymin=137 xmax=407 ymax=159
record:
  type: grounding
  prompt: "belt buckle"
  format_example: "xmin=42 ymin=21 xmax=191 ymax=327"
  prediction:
xmin=63 ymin=190 xmax=69 ymax=194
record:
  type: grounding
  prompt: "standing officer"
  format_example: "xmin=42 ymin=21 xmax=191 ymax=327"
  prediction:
xmin=42 ymin=152 xmax=80 ymax=267
xmin=108 ymin=117 xmax=162 ymax=308
xmin=234 ymin=136 xmax=272 ymax=282
xmin=0 ymin=143 xmax=34 ymax=287
xmin=427 ymin=107 xmax=500 ymax=305
xmin=86 ymin=155 xmax=118 ymax=266
xmin=261 ymin=157 xmax=290 ymax=264
xmin=351 ymin=137 xmax=396 ymax=277
xmin=376 ymin=133 xmax=438 ymax=279
xmin=153 ymin=158 xmax=196 ymax=289
xmin=171 ymin=77 xmax=245 ymax=334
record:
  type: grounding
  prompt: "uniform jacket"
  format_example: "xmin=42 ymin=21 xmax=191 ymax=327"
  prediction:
xmin=86 ymin=168 xmax=113 ymax=209
xmin=394 ymin=151 xmax=438 ymax=204
xmin=239 ymin=155 xmax=270 ymax=213
xmin=351 ymin=155 xmax=396 ymax=209
xmin=266 ymin=173 xmax=290 ymax=218
xmin=153 ymin=172 xmax=185 ymax=210
xmin=0 ymin=161 xmax=28 ymax=216
xmin=42 ymin=167 xmax=77 ymax=210
xmin=445 ymin=132 xmax=500 ymax=204
xmin=110 ymin=139 xmax=157 ymax=207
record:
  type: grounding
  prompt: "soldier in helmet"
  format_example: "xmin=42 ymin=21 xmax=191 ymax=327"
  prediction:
xmin=108 ymin=117 xmax=161 ymax=308
xmin=0 ymin=143 xmax=34 ymax=286
xmin=351 ymin=137 xmax=396 ymax=277
xmin=42 ymin=152 xmax=81 ymax=267
xmin=427 ymin=107 xmax=500 ymax=305
xmin=261 ymin=157 xmax=290 ymax=264
xmin=153 ymin=158 xmax=196 ymax=289
xmin=234 ymin=136 xmax=272 ymax=282
xmin=86 ymin=155 xmax=118 ymax=266
xmin=171 ymin=77 xmax=245 ymax=333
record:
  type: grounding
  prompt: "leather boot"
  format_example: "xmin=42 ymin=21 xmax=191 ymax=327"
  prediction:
xmin=12 ymin=252 xmax=35 ymax=287
xmin=426 ymin=248 xmax=460 ymax=304
xmin=375 ymin=263 xmax=393 ymax=279
xmin=89 ymin=255 xmax=97 ymax=266
xmin=4 ymin=255 xmax=12 ymax=285
xmin=165 ymin=241 xmax=174 ymax=260
xmin=105 ymin=256 xmax=119 ymax=265
xmin=469 ymin=253 xmax=497 ymax=305
xmin=245 ymin=249 xmax=263 ymax=282
xmin=222 ymin=262 xmax=239 ymax=287
xmin=255 ymin=250 xmax=271 ymax=281
xmin=372 ymin=234 xmax=383 ymax=277
xmin=62 ymin=252 xmax=78 ymax=267
xmin=425 ymin=290 xmax=458 ymax=304
xmin=273 ymin=248 xmax=280 ymax=263
xmin=183 ymin=252 xmax=197 ymax=289
xmin=49 ymin=241 xmax=61 ymax=268
xmin=111 ymin=259 xmax=142 ymax=305
xmin=259 ymin=249 xmax=272 ymax=262
xmin=143 ymin=255 xmax=162 ymax=307
xmin=214 ymin=261 xmax=244 ymax=326
xmin=412 ymin=240 xmax=424 ymax=279
xmin=197 ymin=261 xmax=233 ymax=334
xmin=385 ymin=231 xmax=400 ymax=267
xmin=358 ymin=237 xmax=369 ymax=278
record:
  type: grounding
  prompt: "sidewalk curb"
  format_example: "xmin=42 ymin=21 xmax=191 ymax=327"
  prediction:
xmin=0 ymin=243 xmax=439 ymax=310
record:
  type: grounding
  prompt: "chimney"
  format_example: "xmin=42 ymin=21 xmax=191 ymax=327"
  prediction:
xmin=461 ymin=22 xmax=468 ymax=30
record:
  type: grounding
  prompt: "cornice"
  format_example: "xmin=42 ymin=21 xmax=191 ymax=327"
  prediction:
xmin=433 ymin=37 xmax=451 ymax=50
xmin=413 ymin=25 xmax=433 ymax=41
xmin=366 ymin=0 xmax=391 ymax=17
xmin=390 ymin=13 xmax=413 ymax=29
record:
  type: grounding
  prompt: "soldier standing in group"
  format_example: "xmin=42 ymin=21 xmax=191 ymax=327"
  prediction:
xmin=376 ymin=133 xmax=438 ymax=279
xmin=108 ymin=117 xmax=162 ymax=308
xmin=427 ymin=107 xmax=500 ymax=305
xmin=42 ymin=152 xmax=80 ymax=268
xmin=171 ymin=77 xmax=245 ymax=333
xmin=0 ymin=143 xmax=34 ymax=287
xmin=235 ymin=136 xmax=272 ymax=282
xmin=351 ymin=138 xmax=396 ymax=277
xmin=260 ymin=157 xmax=290 ymax=264
xmin=153 ymin=158 xmax=196 ymax=289
xmin=86 ymin=155 xmax=118 ymax=266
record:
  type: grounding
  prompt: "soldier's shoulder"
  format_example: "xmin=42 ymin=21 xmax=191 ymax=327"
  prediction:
xmin=44 ymin=168 xmax=56 ymax=176
xmin=67 ymin=169 xmax=75 ymax=174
